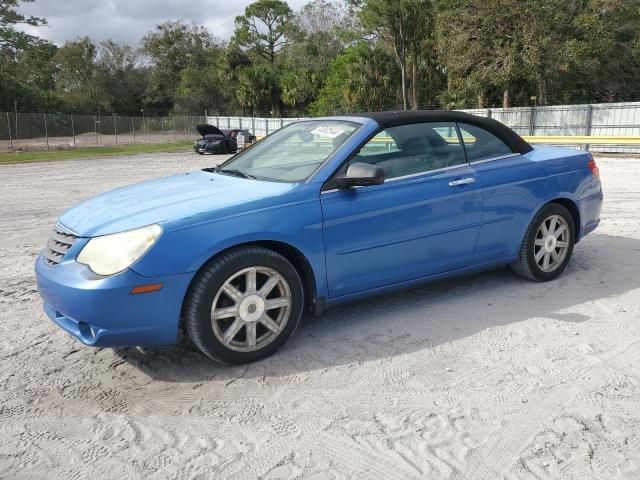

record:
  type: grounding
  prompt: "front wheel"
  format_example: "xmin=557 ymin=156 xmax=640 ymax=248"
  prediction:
xmin=184 ymin=246 xmax=304 ymax=364
xmin=511 ymin=203 xmax=575 ymax=282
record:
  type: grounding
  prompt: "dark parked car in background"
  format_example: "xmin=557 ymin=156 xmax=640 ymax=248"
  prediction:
xmin=194 ymin=125 xmax=257 ymax=155
xmin=194 ymin=124 xmax=237 ymax=155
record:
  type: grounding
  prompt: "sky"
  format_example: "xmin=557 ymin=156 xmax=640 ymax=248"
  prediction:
xmin=19 ymin=0 xmax=311 ymax=46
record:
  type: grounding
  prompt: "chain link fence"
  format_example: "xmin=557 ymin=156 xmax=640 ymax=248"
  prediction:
xmin=0 ymin=113 xmax=206 ymax=153
xmin=5 ymin=102 xmax=640 ymax=154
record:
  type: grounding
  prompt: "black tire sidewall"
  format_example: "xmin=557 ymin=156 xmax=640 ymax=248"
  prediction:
xmin=185 ymin=248 xmax=304 ymax=364
xmin=525 ymin=204 xmax=575 ymax=281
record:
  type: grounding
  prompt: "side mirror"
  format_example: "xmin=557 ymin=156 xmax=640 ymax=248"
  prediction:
xmin=335 ymin=162 xmax=385 ymax=189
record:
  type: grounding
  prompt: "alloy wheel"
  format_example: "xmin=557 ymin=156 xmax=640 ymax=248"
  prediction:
xmin=210 ymin=267 xmax=292 ymax=352
xmin=534 ymin=214 xmax=570 ymax=273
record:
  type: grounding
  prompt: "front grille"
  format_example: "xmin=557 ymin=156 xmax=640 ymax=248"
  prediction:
xmin=44 ymin=224 xmax=79 ymax=266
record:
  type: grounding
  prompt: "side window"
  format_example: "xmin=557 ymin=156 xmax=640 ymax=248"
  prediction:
xmin=352 ymin=122 xmax=467 ymax=180
xmin=358 ymin=131 xmax=400 ymax=156
xmin=457 ymin=123 xmax=514 ymax=162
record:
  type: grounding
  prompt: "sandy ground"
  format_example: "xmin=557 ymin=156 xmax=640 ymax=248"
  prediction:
xmin=1 ymin=152 xmax=639 ymax=479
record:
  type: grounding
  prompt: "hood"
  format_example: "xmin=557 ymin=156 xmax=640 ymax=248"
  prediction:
xmin=58 ymin=171 xmax=296 ymax=237
xmin=196 ymin=124 xmax=225 ymax=137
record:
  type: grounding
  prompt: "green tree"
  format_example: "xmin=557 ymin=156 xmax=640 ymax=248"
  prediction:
xmin=529 ymin=0 xmax=640 ymax=104
xmin=437 ymin=0 xmax=640 ymax=108
xmin=351 ymin=0 xmax=434 ymax=110
xmin=53 ymin=37 xmax=104 ymax=113
xmin=96 ymin=40 xmax=148 ymax=115
xmin=310 ymin=41 xmax=399 ymax=115
xmin=234 ymin=0 xmax=294 ymax=65
xmin=234 ymin=64 xmax=279 ymax=115
xmin=174 ymin=51 xmax=228 ymax=115
xmin=0 ymin=0 xmax=46 ymax=54
xmin=0 ymin=0 xmax=58 ymax=111
xmin=279 ymin=0 xmax=354 ymax=114
xmin=280 ymin=66 xmax=314 ymax=114
xmin=437 ymin=0 xmax=531 ymax=108
xmin=405 ymin=0 xmax=436 ymax=109
xmin=142 ymin=21 xmax=218 ymax=114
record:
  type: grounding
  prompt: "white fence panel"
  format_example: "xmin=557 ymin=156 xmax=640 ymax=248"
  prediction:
xmin=206 ymin=102 xmax=640 ymax=153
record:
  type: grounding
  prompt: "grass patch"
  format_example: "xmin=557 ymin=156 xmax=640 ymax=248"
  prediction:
xmin=0 ymin=141 xmax=193 ymax=165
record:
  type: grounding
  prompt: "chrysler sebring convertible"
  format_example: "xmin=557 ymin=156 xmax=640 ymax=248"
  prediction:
xmin=36 ymin=111 xmax=603 ymax=364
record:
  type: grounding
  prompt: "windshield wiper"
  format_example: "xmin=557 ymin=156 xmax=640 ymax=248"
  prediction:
xmin=218 ymin=168 xmax=256 ymax=180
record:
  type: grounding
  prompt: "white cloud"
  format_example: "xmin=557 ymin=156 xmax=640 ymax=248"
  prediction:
xmin=18 ymin=0 xmax=311 ymax=46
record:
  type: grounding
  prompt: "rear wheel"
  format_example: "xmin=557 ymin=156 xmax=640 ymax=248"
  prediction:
xmin=184 ymin=246 xmax=304 ymax=364
xmin=511 ymin=203 xmax=575 ymax=282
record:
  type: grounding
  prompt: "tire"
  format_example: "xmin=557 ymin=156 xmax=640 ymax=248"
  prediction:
xmin=184 ymin=246 xmax=304 ymax=364
xmin=510 ymin=203 xmax=575 ymax=282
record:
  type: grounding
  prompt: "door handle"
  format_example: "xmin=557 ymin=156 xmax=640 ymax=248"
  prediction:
xmin=449 ymin=177 xmax=476 ymax=187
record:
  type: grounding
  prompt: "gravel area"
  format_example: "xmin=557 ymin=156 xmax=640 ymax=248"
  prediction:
xmin=1 ymin=152 xmax=639 ymax=479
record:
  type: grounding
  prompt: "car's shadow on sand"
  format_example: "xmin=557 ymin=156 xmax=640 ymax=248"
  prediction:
xmin=114 ymin=233 xmax=639 ymax=382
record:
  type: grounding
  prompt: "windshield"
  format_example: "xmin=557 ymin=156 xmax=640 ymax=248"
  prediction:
xmin=217 ymin=120 xmax=360 ymax=182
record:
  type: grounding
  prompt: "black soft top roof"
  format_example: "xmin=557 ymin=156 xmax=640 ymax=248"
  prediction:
xmin=344 ymin=110 xmax=533 ymax=154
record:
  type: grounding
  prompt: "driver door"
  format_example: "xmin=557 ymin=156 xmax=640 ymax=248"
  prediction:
xmin=320 ymin=122 xmax=483 ymax=299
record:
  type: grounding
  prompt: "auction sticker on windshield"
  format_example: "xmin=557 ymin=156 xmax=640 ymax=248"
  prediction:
xmin=311 ymin=126 xmax=345 ymax=138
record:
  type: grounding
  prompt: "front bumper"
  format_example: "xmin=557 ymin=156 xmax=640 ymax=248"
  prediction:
xmin=35 ymin=254 xmax=193 ymax=347
xmin=193 ymin=142 xmax=223 ymax=154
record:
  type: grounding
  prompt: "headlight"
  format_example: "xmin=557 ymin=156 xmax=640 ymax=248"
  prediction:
xmin=77 ymin=224 xmax=162 ymax=276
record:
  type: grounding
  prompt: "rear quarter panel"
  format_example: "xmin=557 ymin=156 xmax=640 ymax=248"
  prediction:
xmin=471 ymin=146 xmax=602 ymax=266
xmin=526 ymin=146 xmax=603 ymax=241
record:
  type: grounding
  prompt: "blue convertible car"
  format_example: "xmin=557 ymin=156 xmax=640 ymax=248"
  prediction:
xmin=36 ymin=111 xmax=603 ymax=364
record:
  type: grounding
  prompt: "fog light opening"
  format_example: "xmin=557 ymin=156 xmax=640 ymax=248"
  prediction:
xmin=78 ymin=321 xmax=95 ymax=340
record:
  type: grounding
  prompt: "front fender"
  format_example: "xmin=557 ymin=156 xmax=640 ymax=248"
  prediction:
xmin=131 ymin=199 xmax=327 ymax=300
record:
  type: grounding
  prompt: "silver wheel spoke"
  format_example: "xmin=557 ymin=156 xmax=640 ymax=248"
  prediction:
xmin=555 ymin=225 xmax=567 ymax=238
xmin=258 ymin=314 xmax=280 ymax=333
xmin=265 ymin=297 xmax=290 ymax=310
xmin=259 ymin=276 xmax=279 ymax=297
xmin=540 ymin=221 xmax=549 ymax=236
xmin=543 ymin=253 xmax=551 ymax=270
xmin=213 ymin=306 xmax=238 ymax=320
xmin=551 ymin=250 xmax=560 ymax=264
xmin=223 ymin=318 xmax=243 ymax=342
xmin=548 ymin=217 xmax=557 ymax=236
xmin=535 ymin=248 xmax=545 ymax=262
xmin=223 ymin=284 xmax=243 ymax=303
xmin=534 ymin=238 xmax=546 ymax=247
xmin=246 ymin=322 xmax=257 ymax=347
xmin=246 ymin=268 xmax=257 ymax=294
xmin=556 ymin=241 xmax=569 ymax=248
